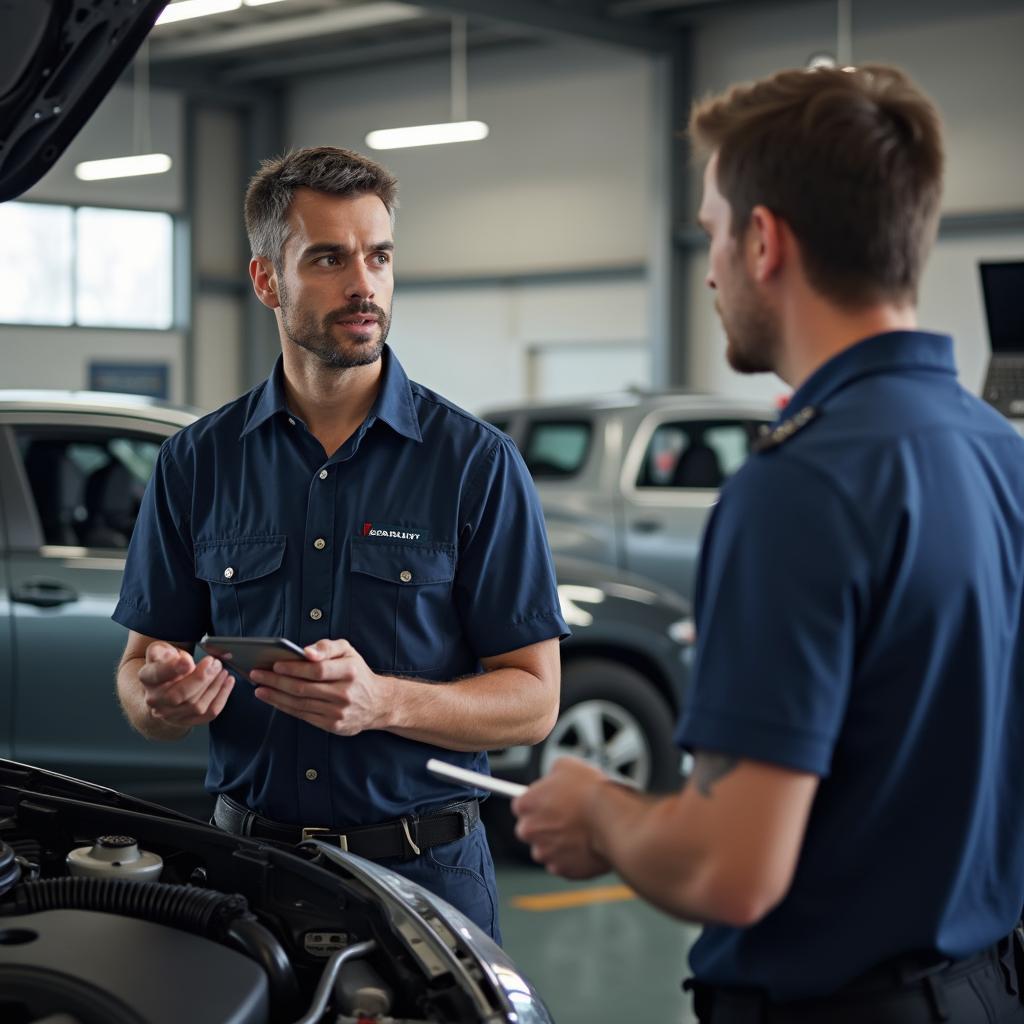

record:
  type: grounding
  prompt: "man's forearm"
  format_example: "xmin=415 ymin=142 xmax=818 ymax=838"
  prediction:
xmin=116 ymin=659 xmax=191 ymax=742
xmin=383 ymin=667 xmax=558 ymax=750
xmin=586 ymin=782 xmax=724 ymax=924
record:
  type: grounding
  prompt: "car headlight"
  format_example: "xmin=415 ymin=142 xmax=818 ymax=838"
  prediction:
xmin=667 ymin=617 xmax=695 ymax=646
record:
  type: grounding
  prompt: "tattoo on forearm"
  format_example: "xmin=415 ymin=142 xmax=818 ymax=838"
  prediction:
xmin=691 ymin=753 xmax=739 ymax=798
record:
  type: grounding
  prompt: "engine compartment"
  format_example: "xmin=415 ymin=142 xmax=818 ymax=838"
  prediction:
xmin=0 ymin=761 xmax=532 ymax=1024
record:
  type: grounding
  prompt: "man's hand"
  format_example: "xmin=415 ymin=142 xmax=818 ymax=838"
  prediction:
xmin=512 ymin=757 xmax=614 ymax=879
xmin=248 ymin=638 xmax=393 ymax=736
xmin=138 ymin=641 xmax=234 ymax=728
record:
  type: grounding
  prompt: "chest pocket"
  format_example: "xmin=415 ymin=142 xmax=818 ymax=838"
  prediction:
xmin=349 ymin=540 xmax=456 ymax=674
xmin=195 ymin=536 xmax=287 ymax=638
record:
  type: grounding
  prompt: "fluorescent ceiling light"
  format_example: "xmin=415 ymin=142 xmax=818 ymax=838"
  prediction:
xmin=157 ymin=0 xmax=240 ymax=25
xmin=366 ymin=121 xmax=489 ymax=151
xmin=74 ymin=154 xmax=173 ymax=181
xmin=242 ymin=0 xmax=289 ymax=5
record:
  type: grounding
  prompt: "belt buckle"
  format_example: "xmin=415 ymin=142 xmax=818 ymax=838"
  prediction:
xmin=301 ymin=826 xmax=348 ymax=851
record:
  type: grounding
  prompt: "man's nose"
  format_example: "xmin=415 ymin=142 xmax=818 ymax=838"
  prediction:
xmin=705 ymin=270 xmax=717 ymax=290
xmin=345 ymin=263 xmax=375 ymax=302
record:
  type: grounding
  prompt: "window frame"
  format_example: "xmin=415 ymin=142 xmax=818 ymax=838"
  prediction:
xmin=0 ymin=198 xmax=179 ymax=332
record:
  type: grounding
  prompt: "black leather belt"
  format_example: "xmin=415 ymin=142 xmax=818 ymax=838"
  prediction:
xmin=213 ymin=793 xmax=479 ymax=861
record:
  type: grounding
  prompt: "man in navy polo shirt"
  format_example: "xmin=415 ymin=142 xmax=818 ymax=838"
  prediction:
xmin=514 ymin=65 xmax=1024 ymax=1020
xmin=113 ymin=146 xmax=568 ymax=942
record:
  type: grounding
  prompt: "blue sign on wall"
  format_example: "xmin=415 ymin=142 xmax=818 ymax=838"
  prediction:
xmin=88 ymin=362 xmax=170 ymax=399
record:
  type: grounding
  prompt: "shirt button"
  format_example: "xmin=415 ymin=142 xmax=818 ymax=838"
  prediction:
xmin=223 ymin=566 xmax=235 ymax=579
xmin=305 ymin=769 xmax=318 ymax=781
xmin=313 ymin=538 xmax=326 ymax=550
xmin=399 ymin=570 xmax=412 ymax=583
xmin=309 ymin=608 xmax=323 ymax=621
xmin=318 ymin=469 xmax=328 ymax=480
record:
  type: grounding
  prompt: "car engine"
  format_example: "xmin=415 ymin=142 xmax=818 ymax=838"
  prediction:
xmin=0 ymin=760 xmax=548 ymax=1024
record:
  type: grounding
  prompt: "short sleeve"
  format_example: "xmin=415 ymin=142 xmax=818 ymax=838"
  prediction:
xmin=676 ymin=456 xmax=871 ymax=776
xmin=454 ymin=436 xmax=570 ymax=658
xmin=112 ymin=441 xmax=211 ymax=642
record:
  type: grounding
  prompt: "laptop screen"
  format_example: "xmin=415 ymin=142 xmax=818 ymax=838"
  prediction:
xmin=980 ymin=261 xmax=1024 ymax=355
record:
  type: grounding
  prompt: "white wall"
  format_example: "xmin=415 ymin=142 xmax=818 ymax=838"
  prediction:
xmin=2 ymin=85 xmax=187 ymax=398
xmin=0 ymin=328 xmax=185 ymax=396
xmin=288 ymin=40 xmax=655 ymax=278
xmin=686 ymin=0 xmax=1024 ymax=401
xmin=286 ymin=39 xmax=655 ymax=410
xmin=390 ymin=278 xmax=649 ymax=414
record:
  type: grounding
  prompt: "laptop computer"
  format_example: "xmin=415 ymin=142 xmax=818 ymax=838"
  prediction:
xmin=980 ymin=261 xmax=1024 ymax=417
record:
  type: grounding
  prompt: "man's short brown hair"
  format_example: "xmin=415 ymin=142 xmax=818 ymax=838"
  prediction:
xmin=690 ymin=65 xmax=944 ymax=307
xmin=244 ymin=146 xmax=398 ymax=269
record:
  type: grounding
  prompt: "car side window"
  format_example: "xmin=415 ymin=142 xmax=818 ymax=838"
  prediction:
xmin=523 ymin=420 xmax=592 ymax=478
xmin=15 ymin=429 xmax=161 ymax=549
xmin=636 ymin=419 xmax=761 ymax=489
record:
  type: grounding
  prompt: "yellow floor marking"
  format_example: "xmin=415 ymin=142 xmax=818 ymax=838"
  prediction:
xmin=510 ymin=885 xmax=637 ymax=911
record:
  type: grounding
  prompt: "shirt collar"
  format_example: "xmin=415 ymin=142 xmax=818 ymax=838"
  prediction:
xmin=240 ymin=345 xmax=422 ymax=442
xmin=783 ymin=330 xmax=957 ymax=420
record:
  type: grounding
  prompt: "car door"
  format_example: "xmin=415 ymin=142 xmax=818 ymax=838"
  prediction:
xmin=0 ymin=408 xmax=208 ymax=798
xmin=620 ymin=413 xmax=769 ymax=599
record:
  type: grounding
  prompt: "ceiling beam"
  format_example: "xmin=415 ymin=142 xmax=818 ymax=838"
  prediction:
xmin=149 ymin=3 xmax=425 ymax=62
xmin=417 ymin=1 xmax=677 ymax=52
xmin=221 ymin=25 xmax=535 ymax=82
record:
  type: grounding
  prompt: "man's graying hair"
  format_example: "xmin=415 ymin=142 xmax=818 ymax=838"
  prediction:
xmin=244 ymin=146 xmax=399 ymax=269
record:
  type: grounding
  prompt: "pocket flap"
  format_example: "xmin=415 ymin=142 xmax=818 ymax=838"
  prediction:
xmin=350 ymin=540 xmax=455 ymax=586
xmin=195 ymin=535 xmax=286 ymax=584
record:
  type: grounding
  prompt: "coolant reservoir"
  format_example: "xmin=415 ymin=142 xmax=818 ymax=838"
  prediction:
xmin=66 ymin=834 xmax=163 ymax=881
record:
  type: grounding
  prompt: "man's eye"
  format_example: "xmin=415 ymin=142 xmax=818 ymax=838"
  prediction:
xmin=374 ymin=253 xmax=391 ymax=265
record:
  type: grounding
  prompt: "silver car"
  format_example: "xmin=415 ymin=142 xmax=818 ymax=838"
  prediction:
xmin=482 ymin=391 xmax=776 ymax=600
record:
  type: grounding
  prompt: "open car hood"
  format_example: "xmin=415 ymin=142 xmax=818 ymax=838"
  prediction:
xmin=0 ymin=0 xmax=166 ymax=201
xmin=0 ymin=758 xmax=553 ymax=1024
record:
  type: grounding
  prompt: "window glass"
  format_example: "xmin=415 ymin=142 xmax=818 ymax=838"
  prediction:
xmin=76 ymin=208 xmax=174 ymax=329
xmin=0 ymin=202 xmax=74 ymax=325
xmin=523 ymin=421 xmax=592 ymax=478
xmin=17 ymin=430 xmax=161 ymax=549
xmin=636 ymin=419 xmax=765 ymax=489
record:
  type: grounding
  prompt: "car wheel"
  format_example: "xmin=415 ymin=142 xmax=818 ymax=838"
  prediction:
xmin=481 ymin=658 xmax=682 ymax=863
xmin=531 ymin=658 xmax=680 ymax=792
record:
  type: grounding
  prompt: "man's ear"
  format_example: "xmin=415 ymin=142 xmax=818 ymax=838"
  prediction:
xmin=746 ymin=204 xmax=784 ymax=283
xmin=249 ymin=256 xmax=281 ymax=310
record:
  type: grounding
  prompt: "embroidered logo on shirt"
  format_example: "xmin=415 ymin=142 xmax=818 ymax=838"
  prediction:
xmin=361 ymin=522 xmax=426 ymax=541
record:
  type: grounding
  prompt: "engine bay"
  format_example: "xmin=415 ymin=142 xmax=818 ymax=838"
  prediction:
xmin=0 ymin=760 xmax=543 ymax=1024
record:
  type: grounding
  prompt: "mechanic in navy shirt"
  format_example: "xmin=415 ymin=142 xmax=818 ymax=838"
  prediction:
xmin=114 ymin=147 xmax=568 ymax=942
xmin=514 ymin=65 xmax=1024 ymax=1021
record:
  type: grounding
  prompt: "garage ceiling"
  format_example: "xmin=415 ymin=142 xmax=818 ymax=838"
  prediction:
xmin=148 ymin=0 xmax=758 ymax=87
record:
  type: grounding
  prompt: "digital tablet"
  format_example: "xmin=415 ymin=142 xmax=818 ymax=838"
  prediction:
xmin=199 ymin=635 xmax=312 ymax=681
xmin=426 ymin=758 xmax=527 ymax=798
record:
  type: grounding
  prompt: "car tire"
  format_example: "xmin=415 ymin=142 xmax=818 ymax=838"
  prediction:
xmin=483 ymin=658 xmax=681 ymax=864
xmin=531 ymin=658 xmax=680 ymax=792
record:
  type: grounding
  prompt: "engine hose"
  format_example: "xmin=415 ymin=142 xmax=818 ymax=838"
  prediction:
xmin=2 ymin=877 xmax=251 ymax=934
xmin=226 ymin=914 xmax=302 ymax=1017
xmin=2 ymin=878 xmax=300 ymax=1012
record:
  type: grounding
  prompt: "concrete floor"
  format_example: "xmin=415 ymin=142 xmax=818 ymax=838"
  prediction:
xmin=494 ymin=859 xmax=701 ymax=1023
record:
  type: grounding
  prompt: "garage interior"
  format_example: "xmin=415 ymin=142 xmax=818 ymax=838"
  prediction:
xmin=1 ymin=1 xmax=1023 ymax=1022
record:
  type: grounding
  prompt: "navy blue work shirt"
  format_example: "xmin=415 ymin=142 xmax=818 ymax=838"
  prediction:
xmin=676 ymin=331 xmax=1024 ymax=1000
xmin=114 ymin=346 xmax=569 ymax=826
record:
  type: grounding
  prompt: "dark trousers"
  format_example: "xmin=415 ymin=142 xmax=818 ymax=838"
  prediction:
xmin=375 ymin=826 xmax=502 ymax=945
xmin=690 ymin=935 xmax=1024 ymax=1023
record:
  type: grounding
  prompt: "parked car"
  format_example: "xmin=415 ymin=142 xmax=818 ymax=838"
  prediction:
xmin=0 ymin=390 xmax=693 ymax=815
xmin=0 ymin=757 xmax=555 ymax=1024
xmin=482 ymin=391 xmax=776 ymax=601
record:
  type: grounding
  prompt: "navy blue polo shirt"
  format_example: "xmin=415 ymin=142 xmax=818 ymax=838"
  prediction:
xmin=677 ymin=331 xmax=1024 ymax=1000
xmin=114 ymin=346 xmax=569 ymax=826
